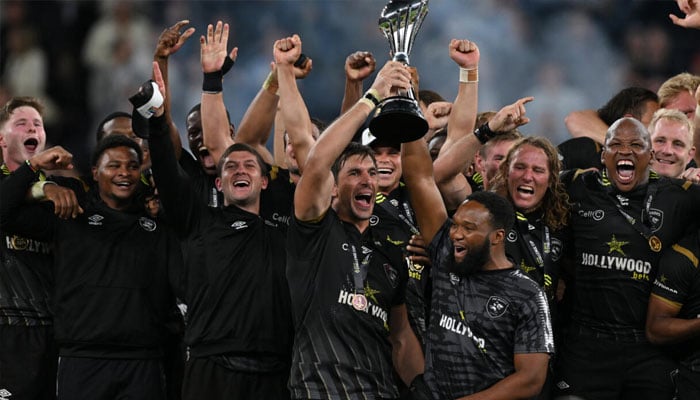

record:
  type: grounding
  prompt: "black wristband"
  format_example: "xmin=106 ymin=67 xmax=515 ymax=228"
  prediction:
xmin=222 ymin=56 xmax=235 ymax=75
xmin=473 ymin=122 xmax=496 ymax=144
xmin=364 ymin=91 xmax=381 ymax=106
xmin=294 ymin=53 xmax=308 ymax=69
xmin=202 ymin=70 xmax=223 ymax=93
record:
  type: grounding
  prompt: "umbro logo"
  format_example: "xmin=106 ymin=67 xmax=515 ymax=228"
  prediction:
xmin=231 ymin=220 xmax=248 ymax=230
xmin=88 ymin=214 xmax=104 ymax=226
xmin=0 ymin=388 xmax=12 ymax=399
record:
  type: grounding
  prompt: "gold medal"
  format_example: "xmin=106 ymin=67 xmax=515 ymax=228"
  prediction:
xmin=649 ymin=235 xmax=662 ymax=252
xmin=352 ymin=294 xmax=368 ymax=311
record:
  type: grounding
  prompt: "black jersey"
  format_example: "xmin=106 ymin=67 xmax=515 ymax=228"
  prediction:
xmin=0 ymin=166 xmax=53 ymax=325
xmin=372 ymin=183 xmax=430 ymax=345
xmin=0 ymin=164 xmax=179 ymax=359
xmin=149 ymin=116 xmax=292 ymax=365
xmin=425 ymin=220 xmax=554 ymax=398
xmin=651 ymin=232 xmax=700 ymax=372
xmin=286 ymin=209 xmax=408 ymax=399
xmin=505 ymin=211 xmax=566 ymax=300
xmin=563 ymin=169 xmax=700 ymax=340
xmin=178 ymin=151 xmax=222 ymax=208
xmin=260 ymin=164 xmax=295 ymax=235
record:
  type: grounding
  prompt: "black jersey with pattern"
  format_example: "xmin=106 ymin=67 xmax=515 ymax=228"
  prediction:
xmin=505 ymin=211 xmax=566 ymax=301
xmin=178 ymin=151 xmax=222 ymax=208
xmin=286 ymin=209 xmax=407 ymax=399
xmin=372 ymin=183 xmax=430 ymax=346
xmin=0 ymin=166 xmax=53 ymax=325
xmin=260 ymin=164 xmax=295 ymax=235
xmin=563 ymin=169 xmax=700 ymax=341
xmin=424 ymin=220 xmax=554 ymax=398
xmin=651 ymin=231 xmax=700 ymax=372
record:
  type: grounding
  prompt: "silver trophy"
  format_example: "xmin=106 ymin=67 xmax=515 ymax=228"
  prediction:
xmin=369 ymin=0 xmax=429 ymax=143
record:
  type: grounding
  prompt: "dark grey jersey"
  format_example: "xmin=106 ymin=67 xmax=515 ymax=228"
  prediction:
xmin=425 ymin=220 xmax=554 ymax=398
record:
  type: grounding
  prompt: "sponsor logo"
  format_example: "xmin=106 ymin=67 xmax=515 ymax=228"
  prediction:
xmin=577 ymin=209 xmax=604 ymax=221
xmin=581 ymin=252 xmax=652 ymax=281
xmin=5 ymin=235 xmax=50 ymax=254
xmin=438 ymin=314 xmax=486 ymax=350
xmin=230 ymin=220 xmax=248 ymax=230
xmin=88 ymin=214 xmax=104 ymax=226
xmin=486 ymin=296 xmax=509 ymax=318
xmin=507 ymin=230 xmax=518 ymax=242
xmin=369 ymin=215 xmax=379 ymax=226
xmin=337 ymin=289 xmax=388 ymax=324
xmin=139 ymin=217 xmax=156 ymax=232
xmin=271 ymin=212 xmax=290 ymax=226
xmin=606 ymin=235 xmax=628 ymax=256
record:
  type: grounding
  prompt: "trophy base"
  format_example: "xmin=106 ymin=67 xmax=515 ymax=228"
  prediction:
xmin=369 ymin=96 xmax=429 ymax=143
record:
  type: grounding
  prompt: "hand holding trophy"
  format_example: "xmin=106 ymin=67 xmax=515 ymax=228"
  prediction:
xmin=369 ymin=0 xmax=430 ymax=143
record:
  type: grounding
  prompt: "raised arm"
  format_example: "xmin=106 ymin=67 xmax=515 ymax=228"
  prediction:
xmin=670 ymin=0 xmax=700 ymax=28
xmin=295 ymin=61 xmax=410 ymax=222
xmin=153 ymin=20 xmax=195 ymax=160
xmin=274 ymin=34 xmax=315 ymax=174
xmin=200 ymin=21 xmax=238 ymax=165
xmin=564 ymin=109 xmax=607 ymax=143
xmin=646 ymin=294 xmax=700 ymax=344
xmin=432 ymin=39 xmax=480 ymax=211
xmin=340 ymin=51 xmax=376 ymax=115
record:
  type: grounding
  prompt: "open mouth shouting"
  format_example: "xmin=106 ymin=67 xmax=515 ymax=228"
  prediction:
xmin=615 ymin=159 xmax=636 ymax=184
xmin=24 ymin=138 xmax=39 ymax=154
xmin=353 ymin=191 xmax=374 ymax=212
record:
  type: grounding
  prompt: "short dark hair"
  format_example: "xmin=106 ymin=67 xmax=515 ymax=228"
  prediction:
xmin=597 ymin=87 xmax=658 ymax=126
xmin=464 ymin=191 xmax=514 ymax=231
xmin=216 ymin=142 xmax=268 ymax=177
xmin=96 ymin=111 xmax=132 ymax=141
xmin=0 ymin=97 xmax=44 ymax=127
xmin=91 ymin=134 xmax=143 ymax=167
xmin=331 ymin=142 xmax=376 ymax=181
xmin=419 ymin=89 xmax=446 ymax=106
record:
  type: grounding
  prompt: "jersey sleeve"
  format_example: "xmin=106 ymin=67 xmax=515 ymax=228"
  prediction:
xmin=652 ymin=237 xmax=698 ymax=307
xmin=514 ymin=284 xmax=555 ymax=355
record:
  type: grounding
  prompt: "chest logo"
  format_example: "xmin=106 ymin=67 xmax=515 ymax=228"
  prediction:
xmin=231 ymin=220 xmax=248 ymax=230
xmin=507 ymin=230 xmax=518 ymax=242
xmin=369 ymin=215 xmax=379 ymax=226
xmin=486 ymin=296 xmax=509 ymax=318
xmin=643 ymin=208 xmax=664 ymax=232
xmin=139 ymin=217 xmax=157 ymax=232
xmin=88 ymin=214 xmax=104 ymax=226
xmin=606 ymin=234 xmax=628 ymax=256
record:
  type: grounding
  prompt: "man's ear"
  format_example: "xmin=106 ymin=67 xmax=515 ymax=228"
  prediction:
xmin=215 ymin=177 xmax=223 ymax=192
xmin=261 ymin=175 xmax=269 ymax=190
xmin=490 ymin=228 xmax=506 ymax=245
xmin=92 ymin=166 xmax=98 ymax=182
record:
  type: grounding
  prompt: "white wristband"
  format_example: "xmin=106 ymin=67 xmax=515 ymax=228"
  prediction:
xmin=459 ymin=67 xmax=478 ymax=83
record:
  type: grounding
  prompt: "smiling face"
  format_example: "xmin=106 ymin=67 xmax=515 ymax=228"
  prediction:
xmin=449 ymin=200 xmax=494 ymax=275
xmin=507 ymin=144 xmax=550 ymax=213
xmin=92 ymin=146 xmax=141 ymax=210
xmin=602 ymin=118 xmax=652 ymax=192
xmin=0 ymin=105 xmax=46 ymax=171
xmin=186 ymin=109 xmax=217 ymax=175
xmin=102 ymin=116 xmax=151 ymax=170
xmin=216 ymin=150 xmax=268 ymax=209
xmin=650 ymin=117 xmax=694 ymax=178
xmin=372 ymin=145 xmax=401 ymax=194
xmin=333 ymin=154 xmax=378 ymax=229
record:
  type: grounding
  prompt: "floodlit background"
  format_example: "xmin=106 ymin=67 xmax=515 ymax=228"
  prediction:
xmin=2 ymin=0 xmax=699 ymax=174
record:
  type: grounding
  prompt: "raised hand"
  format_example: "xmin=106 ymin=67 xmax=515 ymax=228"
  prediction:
xmin=370 ymin=61 xmax=412 ymax=100
xmin=274 ymin=34 xmax=302 ymax=66
xmin=670 ymin=0 xmax=700 ymax=29
xmin=425 ymin=101 xmax=452 ymax=132
xmin=489 ymin=96 xmax=535 ymax=132
xmin=155 ymin=20 xmax=195 ymax=59
xmin=345 ymin=51 xmax=376 ymax=82
xmin=449 ymin=38 xmax=480 ymax=69
xmin=28 ymin=146 xmax=73 ymax=171
xmin=200 ymin=21 xmax=238 ymax=73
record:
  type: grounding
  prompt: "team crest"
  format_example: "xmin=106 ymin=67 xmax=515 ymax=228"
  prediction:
xmin=384 ymin=263 xmax=399 ymax=288
xmin=507 ymin=230 xmax=518 ymax=242
xmin=139 ymin=217 xmax=157 ymax=232
xmin=643 ymin=208 xmax=664 ymax=232
xmin=486 ymin=296 xmax=509 ymax=318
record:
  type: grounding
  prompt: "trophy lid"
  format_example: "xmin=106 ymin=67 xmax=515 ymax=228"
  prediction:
xmin=378 ymin=0 xmax=429 ymax=58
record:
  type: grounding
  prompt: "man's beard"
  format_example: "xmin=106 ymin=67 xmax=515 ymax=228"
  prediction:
xmin=449 ymin=237 xmax=491 ymax=277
